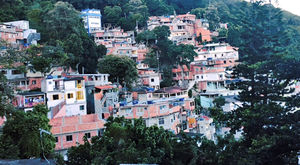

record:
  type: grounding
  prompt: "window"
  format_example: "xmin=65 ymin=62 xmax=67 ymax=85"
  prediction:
xmin=98 ymin=128 xmax=105 ymax=136
xmin=1 ymin=70 xmax=7 ymax=74
xmin=224 ymin=60 xmax=227 ymax=64
xmin=77 ymin=80 xmax=82 ymax=88
xmin=67 ymin=93 xmax=74 ymax=99
xmin=151 ymin=78 xmax=154 ymax=82
xmin=160 ymin=105 xmax=167 ymax=111
xmin=76 ymin=91 xmax=84 ymax=100
xmin=85 ymin=132 xmax=91 ymax=139
xmin=26 ymin=80 xmax=29 ymax=85
xmin=12 ymin=70 xmax=21 ymax=75
xmin=80 ymin=105 xmax=84 ymax=110
xmin=53 ymin=94 xmax=59 ymax=100
xmin=21 ymin=81 xmax=25 ymax=86
xmin=55 ymin=137 xmax=58 ymax=143
xmin=190 ymin=102 xmax=195 ymax=106
xmin=137 ymin=107 xmax=144 ymax=116
xmin=159 ymin=118 xmax=164 ymax=125
xmin=32 ymin=80 xmax=36 ymax=85
xmin=66 ymin=135 xmax=72 ymax=142
xmin=125 ymin=108 xmax=132 ymax=116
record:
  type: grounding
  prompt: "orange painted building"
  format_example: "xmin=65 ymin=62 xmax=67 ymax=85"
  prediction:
xmin=50 ymin=114 xmax=105 ymax=155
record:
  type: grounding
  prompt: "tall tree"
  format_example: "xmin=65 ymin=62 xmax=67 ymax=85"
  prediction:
xmin=215 ymin=1 xmax=300 ymax=164
xmin=42 ymin=1 xmax=106 ymax=73
xmin=0 ymin=105 xmax=55 ymax=159
xmin=98 ymin=55 xmax=138 ymax=88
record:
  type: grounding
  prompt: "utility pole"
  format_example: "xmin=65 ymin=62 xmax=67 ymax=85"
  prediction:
xmin=155 ymin=40 xmax=160 ymax=73
xmin=39 ymin=128 xmax=51 ymax=164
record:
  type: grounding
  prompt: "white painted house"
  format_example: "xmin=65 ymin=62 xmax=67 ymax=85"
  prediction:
xmin=41 ymin=76 xmax=87 ymax=118
xmin=81 ymin=9 xmax=102 ymax=33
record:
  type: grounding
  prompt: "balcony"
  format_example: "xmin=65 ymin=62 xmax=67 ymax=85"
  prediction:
xmin=53 ymin=85 xmax=64 ymax=91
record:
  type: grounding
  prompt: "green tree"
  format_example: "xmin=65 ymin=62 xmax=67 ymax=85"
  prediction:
xmin=67 ymin=117 xmax=176 ymax=164
xmin=0 ymin=105 xmax=55 ymax=159
xmin=98 ymin=55 xmax=138 ymax=88
xmin=0 ymin=0 xmax=26 ymax=22
xmin=104 ymin=6 xmax=122 ymax=25
xmin=0 ymin=73 xmax=14 ymax=117
xmin=191 ymin=8 xmax=206 ymax=19
xmin=216 ymin=1 xmax=300 ymax=164
xmin=26 ymin=45 xmax=69 ymax=76
xmin=144 ymin=0 xmax=173 ymax=16
xmin=204 ymin=7 xmax=221 ymax=31
xmin=217 ymin=27 xmax=228 ymax=39
xmin=136 ymin=30 xmax=156 ymax=46
xmin=42 ymin=1 xmax=106 ymax=73
xmin=123 ymin=0 xmax=149 ymax=28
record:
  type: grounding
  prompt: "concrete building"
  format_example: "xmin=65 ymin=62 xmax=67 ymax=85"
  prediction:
xmin=81 ymin=9 xmax=102 ymax=33
xmin=115 ymin=86 xmax=197 ymax=134
xmin=67 ymin=74 xmax=119 ymax=119
xmin=0 ymin=24 xmax=23 ymax=48
xmin=50 ymin=114 xmax=105 ymax=156
xmin=92 ymin=26 xmax=137 ymax=60
xmin=41 ymin=76 xmax=87 ymax=118
xmin=147 ymin=13 xmax=212 ymax=45
xmin=189 ymin=115 xmax=216 ymax=140
xmin=13 ymin=91 xmax=46 ymax=112
xmin=194 ymin=43 xmax=239 ymax=62
xmin=3 ymin=20 xmax=40 ymax=46
xmin=138 ymin=68 xmax=160 ymax=90
xmin=172 ymin=43 xmax=240 ymax=95
xmin=117 ymin=96 xmax=195 ymax=134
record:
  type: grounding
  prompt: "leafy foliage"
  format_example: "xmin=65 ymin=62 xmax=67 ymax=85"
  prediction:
xmin=98 ymin=55 xmax=138 ymax=88
xmin=0 ymin=105 xmax=55 ymax=159
xmin=67 ymin=117 xmax=229 ymax=165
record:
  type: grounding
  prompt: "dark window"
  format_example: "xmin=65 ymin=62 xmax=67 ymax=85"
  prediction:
xmin=159 ymin=118 xmax=164 ymax=125
xmin=53 ymin=94 xmax=59 ymax=100
xmin=85 ymin=132 xmax=91 ymax=139
xmin=55 ymin=137 xmax=58 ymax=143
xmin=26 ymin=80 xmax=29 ymax=85
xmin=12 ymin=70 xmax=21 ymax=75
xmin=66 ymin=135 xmax=72 ymax=142
xmin=80 ymin=105 xmax=84 ymax=110
xmin=1 ymin=70 xmax=7 ymax=74
xmin=98 ymin=128 xmax=105 ymax=136
xmin=21 ymin=81 xmax=25 ymax=85
xmin=224 ymin=60 xmax=227 ymax=64
xmin=67 ymin=93 xmax=73 ymax=99
xmin=190 ymin=102 xmax=195 ymax=106
xmin=32 ymin=80 xmax=36 ymax=85
xmin=151 ymin=78 xmax=154 ymax=82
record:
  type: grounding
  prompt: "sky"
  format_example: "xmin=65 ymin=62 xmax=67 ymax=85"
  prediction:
xmin=244 ymin=0 xmax=300 ymax=16
xmin=275 ymin=0 xmax=300 ymax=16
